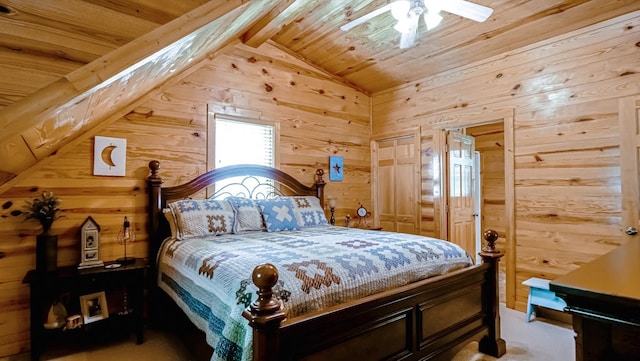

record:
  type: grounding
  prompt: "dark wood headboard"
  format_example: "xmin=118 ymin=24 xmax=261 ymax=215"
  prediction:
xmin=146 ymin=160 xmax=326 ymax=267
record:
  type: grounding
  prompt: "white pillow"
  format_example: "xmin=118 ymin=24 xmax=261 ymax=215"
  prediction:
xmin=226 ymin=196 xmax=264 ymax=233
xmin=284 ymin=196 xmax=328 ymax=227
xmin=168 ymin=199 xmax=235 ymax=239
xmin=162 ymin=208 xmax=179 ymax=239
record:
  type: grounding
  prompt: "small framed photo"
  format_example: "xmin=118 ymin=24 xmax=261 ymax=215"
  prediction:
xmin=85 ymin=232 xmax=97 ymax=250
xmin=80 ymin=291 xmax=109 ymax=324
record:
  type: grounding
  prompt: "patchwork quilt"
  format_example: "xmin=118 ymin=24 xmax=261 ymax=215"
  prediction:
xmin=157 ymin=226 xmax=472 ymax=361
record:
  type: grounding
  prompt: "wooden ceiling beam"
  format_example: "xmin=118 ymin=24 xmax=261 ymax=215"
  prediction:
xmin=0 ymin=0 xmax=284 ymax=193
xmin=0 ymin=0 xmax=274 ymax=143
xmin=0 ymin=40 xmax=241 ymax=196
xmin=242 ymin=0 xmax=302 ymax=48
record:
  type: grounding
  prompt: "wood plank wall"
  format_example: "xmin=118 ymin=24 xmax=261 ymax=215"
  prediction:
xmin=372 ymin=11 xmax=640 ymax=312
xmin=0 ymin=42 xmax=370 ymax=357
xmin=467 ymin=123 xmax=506 ymax=300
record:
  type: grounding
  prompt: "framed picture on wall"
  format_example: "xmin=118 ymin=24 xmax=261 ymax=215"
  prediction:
xmin=329 ymin=156 xmax=344 ymax=181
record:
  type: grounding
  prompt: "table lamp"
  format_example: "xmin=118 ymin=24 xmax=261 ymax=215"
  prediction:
xmin=328 ymin=197 xmax=337 ymax=225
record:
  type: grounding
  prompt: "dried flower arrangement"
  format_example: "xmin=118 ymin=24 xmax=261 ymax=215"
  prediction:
xmin=24 ymin=192 xmax=61 ymax=235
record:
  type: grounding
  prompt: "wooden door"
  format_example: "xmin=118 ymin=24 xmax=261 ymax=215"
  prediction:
xmin=620 ymin=95 xmax=640 ymax=241
xmin=374 ymin=135 xmax=419 ymax=234
xmin=448 ymin=131 xmax=477 ymax=257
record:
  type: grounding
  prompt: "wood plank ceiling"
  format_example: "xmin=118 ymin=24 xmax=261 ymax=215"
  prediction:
xmin=0 ymin=0 xmax=639 ymax=191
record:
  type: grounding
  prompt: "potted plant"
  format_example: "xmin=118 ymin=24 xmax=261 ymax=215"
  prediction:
xmin=24 ymin=191 xmax=61 ymax=273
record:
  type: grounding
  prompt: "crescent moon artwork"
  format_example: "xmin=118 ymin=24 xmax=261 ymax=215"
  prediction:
xmin=93 ymin=136 xmax=126 ymax=176
xmin=101 ymin=145 xmax=117 ymax=167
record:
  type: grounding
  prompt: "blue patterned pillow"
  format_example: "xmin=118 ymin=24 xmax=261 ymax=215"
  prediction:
xmin=257 ymin=198 xmax=300 ymax=232
xmin=226 ymin=196 xmax=264 ymax=233
xmin=168 ymin=199 xmax=235 ymax=239
xmin=286 ymin=196 xmax=328 ymax=227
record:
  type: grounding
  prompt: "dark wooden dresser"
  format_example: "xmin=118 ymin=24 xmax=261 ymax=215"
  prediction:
xmin=550 ymin=241 xmax=640 ymax=361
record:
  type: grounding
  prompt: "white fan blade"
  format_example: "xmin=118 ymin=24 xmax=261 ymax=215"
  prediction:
xmin=341 ymin=4 xmax=392 ymax=31
xmin=399 ymin=12 xmax=420 ymax=49
xmin=439 ymin=0 xmax=493 ymax=22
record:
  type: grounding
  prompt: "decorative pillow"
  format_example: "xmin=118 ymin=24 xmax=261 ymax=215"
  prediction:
xmin=226 ymin=196 xmax=264 ymax=233
xmin=162 ymin=208 xmax=179 ymax=239
xmin=257 ymin=198 xmax=300 ymax=232
xmin=286 ymin=196 xmax=328 ymax=227
xmin=168 ymin=199 xmax=235 ymax=239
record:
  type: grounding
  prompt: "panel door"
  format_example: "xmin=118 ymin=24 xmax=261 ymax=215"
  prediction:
xmin=374 ymin=135 xmax=419 ymax=234
xmin=448 ymin=131 xmax=476 ymax=257
xmin=376 ymin=139 xmax=396 ymax=232
xmin=395 ymin=136 xmax=418 ymax=234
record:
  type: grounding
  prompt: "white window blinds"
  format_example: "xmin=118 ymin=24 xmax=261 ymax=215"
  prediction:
xmin=214 ymin=117 xmax=275 ymax=168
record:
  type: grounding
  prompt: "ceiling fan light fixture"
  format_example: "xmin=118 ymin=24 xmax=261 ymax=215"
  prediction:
xmin=390 ymin=0 xmax=410 ymax=21
xmin=394 ymin=19 xmax=411 ymax=33
xmin=424 ymin=11 xmax=443 ymax=30
xmin=340 ymin=0 xmax=494 ymax=49
xmin=423 ymin=0 xmax=443 ymax=13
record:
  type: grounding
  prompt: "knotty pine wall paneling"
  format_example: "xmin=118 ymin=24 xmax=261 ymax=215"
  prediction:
xmin=372 ymin=12 xmax=640 ymax=312
xmin=0 ymin=42 xmax=370 ymax=357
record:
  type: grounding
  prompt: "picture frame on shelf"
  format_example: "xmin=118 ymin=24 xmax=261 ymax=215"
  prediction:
xmin=79 ymin=291 xmax=109 ymax=324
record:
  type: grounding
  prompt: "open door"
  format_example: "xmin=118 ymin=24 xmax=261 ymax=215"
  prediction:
xmin=447 ymin=131 xmax=477 ymax=258
xmin=620 ymin=95 xmax=640 ymax=241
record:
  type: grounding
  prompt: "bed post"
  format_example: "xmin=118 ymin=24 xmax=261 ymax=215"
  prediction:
xmin=243 ymin=263 xmax=286 ymax=361
xmin=315 ymin=169 xmax=326 ymax=207
xmin=147 ymin=160 xmax=163 ymax=268
xmin=478 ymin=229 xmax=507 ymax=357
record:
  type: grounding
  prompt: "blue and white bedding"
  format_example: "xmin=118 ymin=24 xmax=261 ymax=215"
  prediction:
xmin=156 ymin=226 xmax=472 ymax=361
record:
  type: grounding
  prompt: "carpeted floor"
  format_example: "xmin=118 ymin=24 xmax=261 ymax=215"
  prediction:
xmin=451 ymin=304 xmax=574 ymax=361
xmin=3 ymin=304 xmax=574 ymax=361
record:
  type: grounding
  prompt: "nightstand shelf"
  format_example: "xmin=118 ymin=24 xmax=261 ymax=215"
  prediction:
xmin=23 ymin=258 xmax=148 ymax=361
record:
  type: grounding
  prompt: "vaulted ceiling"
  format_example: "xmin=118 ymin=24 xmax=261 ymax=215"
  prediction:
xmin=1 ymin=0 xmax=639 ymax=193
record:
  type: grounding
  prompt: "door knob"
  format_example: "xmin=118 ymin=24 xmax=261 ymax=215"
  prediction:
xmin=625 ymin=227 xmax=638 ymax=236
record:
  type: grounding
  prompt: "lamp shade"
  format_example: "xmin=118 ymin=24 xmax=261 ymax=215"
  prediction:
xmin=328 ymin=198 xmax=337 ymax=208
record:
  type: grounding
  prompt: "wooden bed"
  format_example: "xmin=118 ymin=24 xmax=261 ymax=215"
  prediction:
xmin=147 ymin=160 xmax=506 ymax=361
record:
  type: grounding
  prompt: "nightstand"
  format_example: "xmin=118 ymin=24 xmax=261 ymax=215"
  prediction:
xmin=23 ymin=258 xmax=148 ymax=360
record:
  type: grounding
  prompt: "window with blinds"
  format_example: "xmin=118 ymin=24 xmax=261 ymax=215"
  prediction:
xmin=214 ymin=118 xmax=275 ymax=168
xmin=207 ymin=114 xmax=279 ymax=197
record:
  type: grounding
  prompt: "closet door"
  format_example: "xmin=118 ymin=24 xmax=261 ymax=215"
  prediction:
xmin=374 ymin=135 xmax=419 ymax=234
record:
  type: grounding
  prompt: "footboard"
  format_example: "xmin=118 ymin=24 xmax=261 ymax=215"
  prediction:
xmin=243 ymin=230 xmax=506 ymax=360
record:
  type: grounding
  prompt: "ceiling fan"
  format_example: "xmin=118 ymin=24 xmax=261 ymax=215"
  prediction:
xmin=341 ymin=0 xmax=493 ymax=49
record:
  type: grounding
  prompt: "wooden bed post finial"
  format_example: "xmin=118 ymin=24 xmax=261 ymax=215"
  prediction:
xmin=481 ymin=229 xmax=500 ymax=254
xmin=148 ymin=160 xmax=160 ymax=180
xmin=243 ymin=263 xmax=286 ymax=361
xmin=250 ymin=263 xmax=282 ymax=315
xmin=478 ymin=229 xmax=506 ymax=358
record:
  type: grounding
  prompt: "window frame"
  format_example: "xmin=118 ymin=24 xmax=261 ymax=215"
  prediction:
xmin=207 ymin=112 xmax=280 ymax=172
